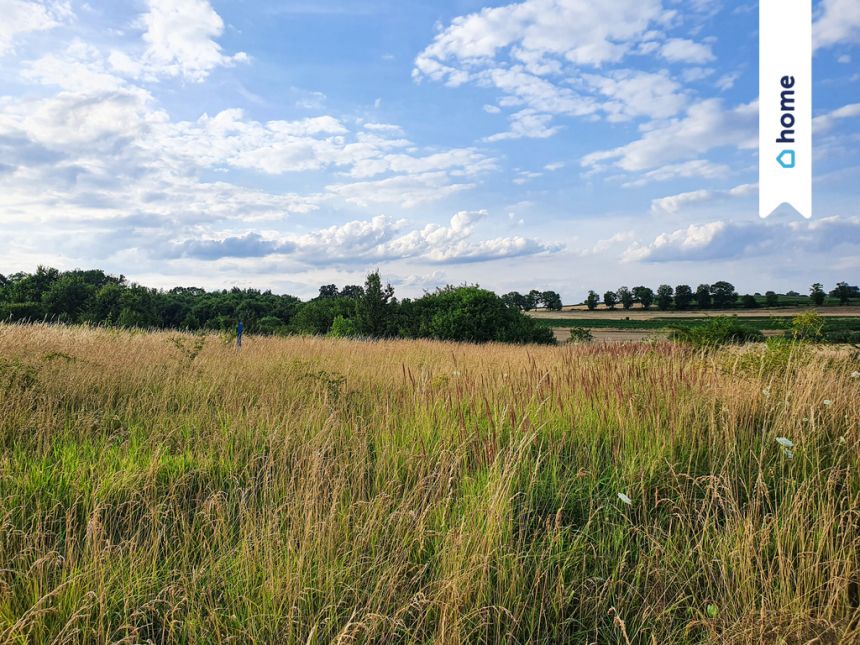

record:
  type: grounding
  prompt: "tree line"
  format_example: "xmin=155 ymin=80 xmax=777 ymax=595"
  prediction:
xmin=582 ymin=281 xmax=858 ymax=311
xmin=0 ymin=267 xmax=555 ymax=345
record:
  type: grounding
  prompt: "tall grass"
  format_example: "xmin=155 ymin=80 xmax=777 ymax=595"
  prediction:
xmin=0 ymin=323 xmax=858 ymax=643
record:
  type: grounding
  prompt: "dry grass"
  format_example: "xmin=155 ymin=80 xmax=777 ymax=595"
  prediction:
xmin=0 ymin=323 xmax=858 ymax=644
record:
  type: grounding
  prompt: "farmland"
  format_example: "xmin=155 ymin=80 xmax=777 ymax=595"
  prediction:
xmin=0 ymin=323 xmax=858 ymax=643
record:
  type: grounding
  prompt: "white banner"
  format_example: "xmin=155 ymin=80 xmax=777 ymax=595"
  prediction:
xmin=759 ymin=0 xmax=812 ymax=219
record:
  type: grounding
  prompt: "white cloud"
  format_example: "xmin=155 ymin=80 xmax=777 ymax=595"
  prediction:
xmin=413 ymin=0 xmax=699 ymax=140
xmin=139 ymin=0 xmax=248 ymax=82
xmin=659 ymin=38 xmax=714 ymax=63
xmin=0 ymin=0 xmax=69 ymax=56
xmin=813 ymin=103 xmax=860 ymax=134
xmin=161 ymin=211 xmax=562 ymax=265
xmin=650 ymin=183 xmax=757 ymax=215
xmin=583 ymin=99 xmax=757 ymax=174
xmin=583 ymin=70 xmax=686 ymax=121
xmin=814 ymin=0 xmax=860 ymax=50
xmin=623 ymin=216 xmax=860 ymax=262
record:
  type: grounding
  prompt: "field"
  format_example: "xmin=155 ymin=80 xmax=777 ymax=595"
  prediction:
xmin=527 ymin=308 xmax=860 ymax=344
xmin=1 ymin=324 xmax=859 ymax=643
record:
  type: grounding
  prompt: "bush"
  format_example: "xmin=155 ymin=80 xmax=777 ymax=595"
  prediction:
xmin=328 ymin=315 xmax=358 ymax=338
xmin=669 ymin=317 xmax=764 ymax=347
xmin=789 ymin=311 xmax=824 ymax=342
xmin=402 ymin=286 xmax=555 ymax=345
xmin=567 ymin=327 xmax=593 ymax=343
xmin=824 ymin=330 xmax=860 ymax=344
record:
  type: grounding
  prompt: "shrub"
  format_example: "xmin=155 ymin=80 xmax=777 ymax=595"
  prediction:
xmin=567 ymin=327 xmax=594 ymax=343
xmin=328 ymin=315 xmax=358 ymax=338
xmin=789 ymin=311 xmax=824 ymax=342
xmin=669 ymin=317 xmax=764 ymax=346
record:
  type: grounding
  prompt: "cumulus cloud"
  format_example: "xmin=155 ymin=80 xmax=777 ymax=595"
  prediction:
xmin=0 ymin=0 xmax=70 ymax=56
xmin=414 ymin=0 xmax=712 ymax=140
xmin=659 ymin=38 xmax=714 ymax=64
xmin=139 ymin=0 xmax=248 ymax=82
xmin=814 ymin=0 xmax=860 ymax=50
xmin=158 ymin=211 xmax=562 ymax=265
xmin=583 ymin=99 xmax=757 ymax=176
xmin=650 ymin=183 xmax=757 ymax=215
xmin=623 ymin=216 xmax=860 ymax=263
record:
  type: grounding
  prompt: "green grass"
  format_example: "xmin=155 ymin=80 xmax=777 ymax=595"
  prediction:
xmin=0 ymin=323 xmax=858 ymax=643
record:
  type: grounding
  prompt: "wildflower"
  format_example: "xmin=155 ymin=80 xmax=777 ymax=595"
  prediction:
xmin=783 ymin=448 xmax=794 ymax=459
xmin=851 ymin=371 xmax=860 ymax=379
xmin=617 ymin=493 xmax=633 ymax=506
xmin=451 ymin=370 xmax=461 ymax=377
xmin=776 ymin=437 xmax=794 ymax=449
xmin=822 ymin=399 xmax=833 ymax=407
xmin=762 ymin=387 xmax=770 ymax=397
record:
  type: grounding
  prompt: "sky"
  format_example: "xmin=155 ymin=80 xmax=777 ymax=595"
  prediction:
xmin=0 ymin=0 xmax=859 ymax=301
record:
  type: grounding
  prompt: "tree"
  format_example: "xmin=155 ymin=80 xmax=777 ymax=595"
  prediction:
xmin=710 ymin=281 xmax=737 ymax=309
xmin=339 ymin=285 xmax=364 ymax=299
xmin=741 ymin=294 xmax=759 ymax=308
xmin=585 ymin=290 xmax=600 ymax=311
xmin=525 ymin=289 xmax=543 ymax=311
xmin=656 ymin=285 xmax=673 ymax=311
xmin=696 ymin=284 xmax=712 ymax=309
xmin=765 ymin=291 xmax=779 ymax=307
xmin=501 ymin=291 xmax=528 ymax=311
xmin=831 ymin=282 xmax=855 ymax=305
xmin=617 ymin=286 xmax=634 ymax=310
xmin=633 ymin=286 xmax=654 ymax=310
xmin=674 ymin=285 xmax=693 ymax=310
xmin=541 ymin=290 xmax=563 ymax=311
xmin=42 ymin=275 xmax=95 ymax=323
xmin=318 ymin=284 xmax=339 ymax=299
xmin=401 ymin=286 xmax=554 ymax=344
xmin=355 ymin=271 xmax=395 ymax=337
xmin=603 ymin=290 xmax=618 ymax=310
xmin=810 ymin=283 xmax=826 ymax=306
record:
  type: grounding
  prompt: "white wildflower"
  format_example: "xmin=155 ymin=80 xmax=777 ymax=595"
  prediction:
xmin=776 ymin=437 xmax=794 ymax=449
xmin=617 ymin=493 xmax=633 ymax=506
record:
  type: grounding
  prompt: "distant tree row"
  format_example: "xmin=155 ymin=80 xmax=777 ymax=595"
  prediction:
xmin=584 ymin=281 xmax=858 ymax=311
xmin=499 ymin=290 xmax=563 ymax=311
xmin=0 ymin=267 xmax=555 ymax=345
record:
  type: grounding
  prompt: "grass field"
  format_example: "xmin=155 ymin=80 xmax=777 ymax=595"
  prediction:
xmin=533 ymin=316 xmax=860 ymax=332
xmin=1 ymin=323 xmax=858 ymax=643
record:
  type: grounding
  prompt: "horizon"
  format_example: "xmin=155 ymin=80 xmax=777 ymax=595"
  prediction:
xmin=1 ymin=1 xmax=859 ymax=301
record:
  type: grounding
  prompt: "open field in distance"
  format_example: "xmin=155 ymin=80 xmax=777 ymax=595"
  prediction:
xmin=0 ymin=323 xmax=858 ymax=643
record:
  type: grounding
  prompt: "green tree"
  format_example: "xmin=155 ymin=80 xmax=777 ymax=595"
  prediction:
xmin=43 ymin=275 xmax=95 ymax=323
xmin=355 ymin=271 xmax=395 ymax=338
xmin=617 ymin=286 xmax=634 ymax=310
xmin=695 ymin=284 xmax=712 ymax=309
xmin=656 ymin=285 xmax=673 ymax=311
xmin=501 ymin=291 xmax=528 ymax=311
xmin=603 ymin=290 xmax=618 ymax=309
xmin=810 ymin=283 xmax=826 ymax=306
xmin=741 ymin=294 xmax=759 ymax=308
xmin=674 ymin=285 xmax=693 ymax=310
xmin=541 ymin=290 xmax=563 ymax=311
xmin=525 ymin=290 xmax=542 ymax=311
xmin=328 ymin=315 xmax=358 ymax=338
xmin=765 ymin=291 xmax=779 ymax=307
xmin=339 ymin=285 xmax=364 ymax=299
xmin=831 ymin=282 xmax=853 ymax=305
xmin=318 ymin=284 xmax=339 ymax=299
xmin=710 ymin=281 xmax=737 ymax=309
xmin=585 ymin=290 xmax=599 ymax=311
xmin=633 ymin=286 xmax=654 ymax=310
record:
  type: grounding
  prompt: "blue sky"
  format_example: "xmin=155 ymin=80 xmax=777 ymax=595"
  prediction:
xmin=1 ymin=0 xmax=858 ymax=300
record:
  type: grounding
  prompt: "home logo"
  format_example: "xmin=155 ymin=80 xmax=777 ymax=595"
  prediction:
xmin=759 ymin=0 xmax=811 ymax=219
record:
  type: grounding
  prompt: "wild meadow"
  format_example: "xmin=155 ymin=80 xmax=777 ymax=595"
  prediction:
xmin=0 ymin=323 xmax=858 ymax=643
